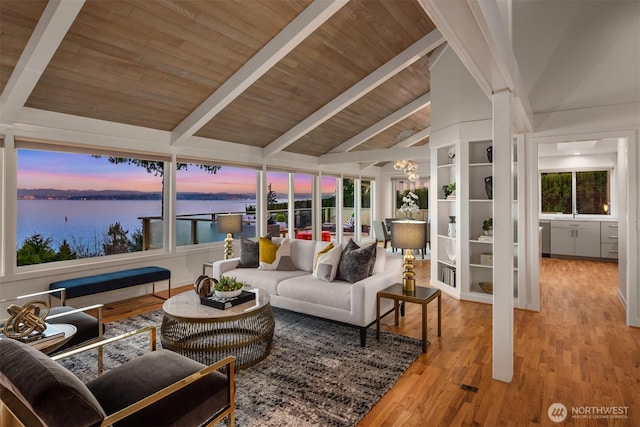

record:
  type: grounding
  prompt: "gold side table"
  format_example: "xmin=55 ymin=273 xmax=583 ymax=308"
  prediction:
xmin=161 ymin=290 xmax=275 ymax=369
xmin=376 ymin=284 xmax=441 ymax=353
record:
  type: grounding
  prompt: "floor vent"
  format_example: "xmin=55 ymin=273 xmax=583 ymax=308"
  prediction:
xmin=460 ymin=384 xmax=479 ymax=393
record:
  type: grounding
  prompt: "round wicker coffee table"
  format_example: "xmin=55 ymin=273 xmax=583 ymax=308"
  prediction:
xmin=161 ymin=290 xmax=274 ymax=369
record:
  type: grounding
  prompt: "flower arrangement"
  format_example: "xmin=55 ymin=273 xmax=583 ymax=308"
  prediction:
xmin=399 ymin=191 xmax=420 ymax=220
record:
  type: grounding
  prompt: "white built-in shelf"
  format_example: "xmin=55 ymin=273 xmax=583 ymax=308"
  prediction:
xmin=438 ymin=259 xmax=456 ymax=268
xmin=437 ymin=163 xmax=456 ymax=169
xmin=470 ymin=239 xmax=493 ymax=244
xmin=470 ymin=263 xmax=492 ymax=269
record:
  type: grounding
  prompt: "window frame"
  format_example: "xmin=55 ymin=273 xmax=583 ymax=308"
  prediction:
xmin=539 ymin=167 xmax=613 ymax=217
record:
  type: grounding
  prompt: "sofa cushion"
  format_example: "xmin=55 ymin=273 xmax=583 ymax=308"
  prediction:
xmin=289 ymin=239 xmax=320 ymax=272
xmin=223 ymin=268 xmax=307 ymax=295
xmin=337 ymin=240 xmax=377 ymax=284
xmin=0 ymin=338 xmax=106 ymax=427
xmin=371 ymin=246 xmax=387 ymax=275
xmin=87 ymin=349 xmax=229 ymax=427
xmin=313 ymin=244 xmax=343 ymax=282
xmin=277 ymin=275 xmax=352 ymax=310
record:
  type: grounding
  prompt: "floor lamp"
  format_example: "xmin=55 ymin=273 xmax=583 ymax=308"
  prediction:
xmin=391 ymin=220 xmax=426 ymax=293
xmin=217 ymin=214 xmax=243 ymax=260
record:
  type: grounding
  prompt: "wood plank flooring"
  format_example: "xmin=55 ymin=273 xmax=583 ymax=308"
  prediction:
xmin=101 ymin=257 xmax=639 ymax=426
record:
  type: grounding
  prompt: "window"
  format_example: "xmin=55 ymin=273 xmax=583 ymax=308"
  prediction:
xmin=175 ymin=163 xmax=257 ymax=246
xmin=321 ymin=176 xmax=337 ymax=234
xmin=266 ymin=171 xmax=289 ymax=230
xmin=16 ymin=149 xmax=164 ymax=266
xmin=393 ymin=178 xmax=429 ymax=220
xmin=293 ymin=173 xmax=313 ymax=231
xmin=541 ymin=170 xmax=610 ymax=215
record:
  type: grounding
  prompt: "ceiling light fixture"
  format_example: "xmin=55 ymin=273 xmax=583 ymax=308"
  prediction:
xmin=394 ymin=159 xmax=419 ymax=181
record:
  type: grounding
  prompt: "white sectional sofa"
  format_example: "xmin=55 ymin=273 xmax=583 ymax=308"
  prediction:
xmin=212 ymin=237 xmax=402 ymax=346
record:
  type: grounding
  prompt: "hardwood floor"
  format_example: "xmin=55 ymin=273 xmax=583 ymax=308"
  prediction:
xmin=101 ymin=257 xmax=639 ymax=426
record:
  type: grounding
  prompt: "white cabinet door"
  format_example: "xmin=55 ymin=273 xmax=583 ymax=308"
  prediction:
xmin=574 ymin=226 xmax=601 ymax=257
xmin=550 ymin=226 xmax=575 ymax=256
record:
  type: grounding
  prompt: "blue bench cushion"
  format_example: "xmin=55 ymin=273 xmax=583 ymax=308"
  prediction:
xmin=50 ymin=267 xmax=170 ymax=299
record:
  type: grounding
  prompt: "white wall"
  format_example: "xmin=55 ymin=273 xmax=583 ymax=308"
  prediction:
xmin=513 ymin=0 xmax=640 ymax=114
xmin=430 ymin=46 xmax=491 ymax=135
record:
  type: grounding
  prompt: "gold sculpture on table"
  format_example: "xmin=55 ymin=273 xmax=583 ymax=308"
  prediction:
xmin=2 ymin=300 xmax=50 ymax=339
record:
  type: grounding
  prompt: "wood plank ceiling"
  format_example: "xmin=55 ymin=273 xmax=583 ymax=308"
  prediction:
xmin=0 ymin=0 xmax=440 ymax=162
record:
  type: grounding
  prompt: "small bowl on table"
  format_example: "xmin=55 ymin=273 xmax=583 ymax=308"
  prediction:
xmin=214 ymin=289 xmax=242 ymax=298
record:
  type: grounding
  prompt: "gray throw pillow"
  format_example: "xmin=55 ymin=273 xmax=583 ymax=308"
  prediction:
xmin=237 ymin=238 xmax=259 ymax=268
xmin=337 ymin=239 xmax=377 ymax=283
xmin=237 ymin=234 xmax=272 ymax=268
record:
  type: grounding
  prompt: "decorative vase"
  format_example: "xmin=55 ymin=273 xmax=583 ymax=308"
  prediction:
xmin=442 ymin=185 xmax=450 ymax=199
xmin=445 ymin=238 xmax=456 ymax=262
xmin=485 ymin=176 xmax=493 ymax=200
xmin=447 ymin=222 xmax=456 ymax=238
xmin=486 ymin=146 xmax=493 ymax=163
xmin=449 ymin=216 xmax=456 ymax=223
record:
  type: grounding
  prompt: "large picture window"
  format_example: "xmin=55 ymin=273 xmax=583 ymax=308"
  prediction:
xmin=541 ymin=170 xmax=610 ymax=215
xmin=16 ymin=148 xmax=164 ymax=266
xmin=175 ymin=163 xmax=257 ymax=246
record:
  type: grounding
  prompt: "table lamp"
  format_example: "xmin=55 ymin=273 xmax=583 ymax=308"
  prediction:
xmin=217 ymin=214 xmax=243 ymax=259
xmin=391 ymin=220 xmax=426 ymax=293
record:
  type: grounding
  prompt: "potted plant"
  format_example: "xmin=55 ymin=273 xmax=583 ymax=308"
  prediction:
xmin=214 ymin=276 xmax=247 ymax=298
xmin=482 ymin=217 xmax=493 ymax=235
xmin=275 ymin=213 xmax=287 ymax=230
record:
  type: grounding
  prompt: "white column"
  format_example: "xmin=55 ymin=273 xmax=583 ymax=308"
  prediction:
xmin=288 ymin=173 xmax=295 ymax=237
xmin=492 ymin=89 xmax=514 ymax=382
xmin=166 ymin=154 xmax=177 ymax=253
xmin=313 ymin=175 xmax=322 ymax=239
xmin=2 ymin=132 xmax=17 ymax=275
xmin=257 ymin=168 xmax=266 ymax=237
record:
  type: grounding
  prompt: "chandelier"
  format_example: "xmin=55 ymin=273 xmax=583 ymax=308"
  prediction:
xmin=393 ymin=159 xmax=420 ymax=181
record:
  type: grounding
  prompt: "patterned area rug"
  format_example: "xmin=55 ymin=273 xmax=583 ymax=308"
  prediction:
xmin=59 ymin=307 xmax=421 ymax=427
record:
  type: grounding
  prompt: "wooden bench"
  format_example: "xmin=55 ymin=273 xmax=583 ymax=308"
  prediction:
xmin=49 ymin=266 xmax=171 ymax=303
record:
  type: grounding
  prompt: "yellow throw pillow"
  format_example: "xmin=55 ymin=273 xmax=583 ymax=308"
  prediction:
xmin=259 ymin=237 xmax=279 ymax=264
xmin=314 ymin=243 xmax=334 ymax=270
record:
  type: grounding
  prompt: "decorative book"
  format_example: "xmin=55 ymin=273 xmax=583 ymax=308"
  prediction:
xmin=200 ymin=291 xmax=256 ymax=310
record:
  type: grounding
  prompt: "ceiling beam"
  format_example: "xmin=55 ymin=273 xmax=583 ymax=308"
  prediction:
xmin=419 ymin=0 xmax=533 ymax=132
xmin=328 ymin=92 xmax=430 ymax=153
xmin=0 ymin=0 xmax=85 ymax=125
xmin=170 ymin=0 xmax=348 ymax=146
xmin=319 ymin=145 xmax=428 ymax=165
xmin=263 ymin=29 xmax=445 ymax=157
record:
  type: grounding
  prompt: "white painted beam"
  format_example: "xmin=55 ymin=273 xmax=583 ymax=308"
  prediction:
xmin=492 ymin=88 xmax=514 ymax=383
xmin=319 ymin=145 xmax=428 ymax=165
xmin=263 ymin=29 xmax=445 ymax=157
xmin=419 ymin=0 xmax=533 ymax=132
xmin=0 ymin=0 xmax=85 ymax=124
xmin=329 ymin=93 xmax=431 ymax=153
xmin=170 ymin=0 xmax=348 ymax=146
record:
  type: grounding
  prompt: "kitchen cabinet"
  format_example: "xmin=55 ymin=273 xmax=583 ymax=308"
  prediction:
xmin=600 ymin=221 xmax=619 ymax=259
xmin=550 ymin=220 xmax=600 ymax=258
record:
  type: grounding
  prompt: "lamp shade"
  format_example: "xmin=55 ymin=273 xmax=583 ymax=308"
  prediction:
xmin=391 ymin=221 xmax=426 ymax=250
xmin=217 ymin=214 xmax=243 ymax=234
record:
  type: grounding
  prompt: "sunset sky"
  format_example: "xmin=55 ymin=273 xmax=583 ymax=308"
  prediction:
xmin=17 ymin=150 xmax=330 ymax=194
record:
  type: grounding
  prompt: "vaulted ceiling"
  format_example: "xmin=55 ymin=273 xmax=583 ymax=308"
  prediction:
xmin=0 ymin=0 xmax=446 ymax=166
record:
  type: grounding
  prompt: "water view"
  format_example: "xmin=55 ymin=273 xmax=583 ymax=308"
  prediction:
xmin=17 ymin=199 xmax=256 ymax=248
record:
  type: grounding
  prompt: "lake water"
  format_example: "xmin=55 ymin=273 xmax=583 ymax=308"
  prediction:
xmin=16 ymin=199 xmax=257 ymax=248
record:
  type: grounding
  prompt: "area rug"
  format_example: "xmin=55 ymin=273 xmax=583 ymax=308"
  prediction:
xmin=58 ymin=307 xmax=421 ymax=427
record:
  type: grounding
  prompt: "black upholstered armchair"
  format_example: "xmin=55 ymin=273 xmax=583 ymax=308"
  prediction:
xmin=0 ymin=326 xmax=235 ymax=427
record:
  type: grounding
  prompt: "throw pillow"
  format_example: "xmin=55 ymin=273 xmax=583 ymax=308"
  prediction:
xmin=313 ymin=243 xmax=334 ymax=270
xmin=237 ymin=238 xmax=259 ymax=268
xmin=313 ymin=244 xmax=343 ymax=282
xmin=337 ymin=239 xmax=377 ymax=283
xmin=259 ymin=238 xmax=296 ymax=271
